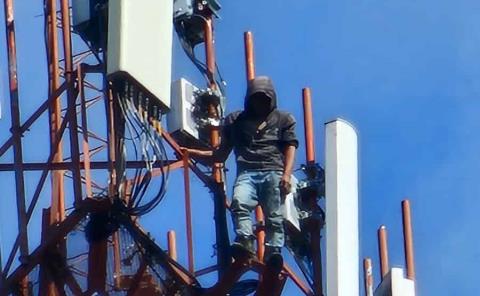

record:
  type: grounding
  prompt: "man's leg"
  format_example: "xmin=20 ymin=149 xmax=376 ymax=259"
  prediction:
xmin=230 ymin=171 xmax=258 ymax=255
xmin=259 ymin=171 xmax=284 ymax=270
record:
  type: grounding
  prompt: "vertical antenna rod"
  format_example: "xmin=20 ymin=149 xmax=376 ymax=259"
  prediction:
xmin=402 ymin=199 xmax=416 ymax=281
xmin=378 ymin=225 xmax=389 ymax=279
xmin=302 ymin=87 xmax=315 ymax=164
xmin=168 ymin=230 xmax=178 ymax=261
xmin=243 ymin=31 xmax=266 ymax=261
xmin=244 ymin=31 xmax=255 ymax=82
xmin=204 ymin=16 xmax=230 ymax=277
xmin=363 ymin=258 xmax=374 ymax=296
xmin=302 ymin=87 xmax=324 ymax=295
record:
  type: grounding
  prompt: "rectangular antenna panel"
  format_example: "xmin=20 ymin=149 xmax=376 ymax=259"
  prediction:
xmin=167 ymin=78 xmax=199 ymax=141
xmin=107 ymin=0 xmax=173 ymax=111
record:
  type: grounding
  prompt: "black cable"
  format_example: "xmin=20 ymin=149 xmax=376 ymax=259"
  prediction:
xmin=113 ymin=81 xmax=171 ymax=216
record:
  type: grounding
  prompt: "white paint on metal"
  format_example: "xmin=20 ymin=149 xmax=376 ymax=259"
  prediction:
xmin=167 ymin=78 xmax=199 ymax=139
xmin=325 ymin=118 xmax=359 ymax=296
xmin=107 ymin=0 xmax=173 ymax=111
xmin=374 ymin=268 xmax=416 ymax=296
xmin=366 ymin=263 xmax=374 ymax=296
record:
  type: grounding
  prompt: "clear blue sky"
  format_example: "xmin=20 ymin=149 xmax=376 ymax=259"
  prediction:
xmin=1 ymin=0 xmax=480 ymax=295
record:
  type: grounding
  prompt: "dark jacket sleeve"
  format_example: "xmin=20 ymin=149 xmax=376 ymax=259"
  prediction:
xmin=281 ymin=113 xmax=299 ymax=148
xmin=220 ymin=113 xmax=235 ymax=149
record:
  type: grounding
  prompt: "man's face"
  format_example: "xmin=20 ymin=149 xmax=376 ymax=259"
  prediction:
xmin=249 ymin=93 xmax=272 ymax=117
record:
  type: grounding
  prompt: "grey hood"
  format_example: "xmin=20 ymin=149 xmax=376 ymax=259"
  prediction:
xmin=244 ymin=76 xmax=277 ymax=112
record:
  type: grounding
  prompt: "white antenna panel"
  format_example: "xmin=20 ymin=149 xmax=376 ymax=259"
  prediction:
xmin=107 ymin=0 xmax=173 ymax=111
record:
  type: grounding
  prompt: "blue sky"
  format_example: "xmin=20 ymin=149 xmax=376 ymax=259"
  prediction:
xmin=1 ymin=0 xmax=480 ymax=295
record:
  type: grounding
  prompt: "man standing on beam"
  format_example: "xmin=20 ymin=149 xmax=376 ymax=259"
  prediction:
xmin=183 ymin=76 xmax=298 ymax=271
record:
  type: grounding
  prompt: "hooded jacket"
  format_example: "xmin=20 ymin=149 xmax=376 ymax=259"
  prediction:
xmin=221 ymin=76 xmax=299 ymax=173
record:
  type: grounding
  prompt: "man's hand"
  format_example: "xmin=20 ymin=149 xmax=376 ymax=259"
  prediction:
xmin=279 ymin=174 xmax=292 ymax=198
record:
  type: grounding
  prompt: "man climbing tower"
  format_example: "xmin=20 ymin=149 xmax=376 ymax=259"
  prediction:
xmin=183 ymin=76 xmax=298 ymax=270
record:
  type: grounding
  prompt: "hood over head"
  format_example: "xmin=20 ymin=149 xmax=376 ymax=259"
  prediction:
xmin=244 ymin=76 xmax=277 ymax=114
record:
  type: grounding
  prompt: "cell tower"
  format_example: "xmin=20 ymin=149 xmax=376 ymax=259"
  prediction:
xmin=0 ymin=0 xmax=417 ymax=295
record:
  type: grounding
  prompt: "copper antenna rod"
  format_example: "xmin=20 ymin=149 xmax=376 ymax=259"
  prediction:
xmin=302 ymin=87 xmax=316 ymax=164
xmin=168 ymin=230 xmax=178 ymax=261
xmin=378 ymin=225 xmax=389 ymax=279
xmin=244 ymin=31 xmax=266 ymax=261
xmin=402 ymin=199 xmax=416 ymax=281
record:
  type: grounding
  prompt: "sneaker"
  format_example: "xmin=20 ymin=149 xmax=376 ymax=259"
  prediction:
xmin=264 ymin=246 xmax=283 ymax=273
xmin=231 ymin=237 xmax=255 ymax=260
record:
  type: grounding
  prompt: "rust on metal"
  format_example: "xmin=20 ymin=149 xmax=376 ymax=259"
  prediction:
xmin=112 ymin=231 xmax=122 ymax=289
xmin=78 ymin=66 xmax=93 ymax=197
xmin=183 ymin=151 xmax=195 ymax=273
xmin=363 ymin=257 xmax=374 ymax=296
xmin=2 ymin=1 xmax=29 ymax=293
xmin=87 ymin=240 xmax=108 ymax=294
xmin=283 ymin=264 xmax=314 ymax=295
xmin=47 ymin=0 xmax=65 ymax=224
xmin=60 ymin=0 xmax=84 ymax=206
xmin=204 ymin=16 xmax=230 ymax=277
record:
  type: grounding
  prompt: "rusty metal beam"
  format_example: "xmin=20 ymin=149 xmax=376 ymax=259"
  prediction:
xmin=126 ymin=258 xmax=148 ymax=296
xmin=195 ymin=265 xmax=218 ymax=277
xmin=121 ymin=218 xmax=200 ymax=289
xmin=256 ymin=269 xmax=287 ymax=296
xmin=204 ymin=16 xmax=231 ymax=277
xmin=87 ymin=239 xmax=108 ymax=294
xmin=183 ymin=151 xmax=195 ymax=273
xmin=3 ymin=2 xmax=29 ymax=294
xmin=1 ymin=199 xmax=111 ymax=295
xmin=0 ymin=81 xmax=68 ymax=158
xmin=0 ymin=160 xmax=182 ymax=171
xmin=61 ymin=266 xmax=84 ymax=296
xmin=283 ymin=264 xmax=314 ymax=296
xmin=78 ymin=66 xmax=93 ymax=197
xmin=46 ymin=0 xmax=65 ymax=225
xmin=202 ymin=258 xmax=252 ymax=295
xmin=85 ymin=85 xmax=116 ymax=294
xmin=0 ymin=73 xmax=79 ymax=276
xmin=112 ymin=231 xmax=122 ymax=290
xmin=161 ymin=130 xmax=213 ymax=186
xmin=60 ymin=0 xmax=83 ymax=207
xmin=310 ymin=220 xmax=323 ymax=295
xmin=38 ymin=210 xmax=58 ymax=296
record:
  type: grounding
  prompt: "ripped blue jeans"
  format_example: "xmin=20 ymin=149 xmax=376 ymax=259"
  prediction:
xmin=230 ymin=170 xmax=284 ymax=248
